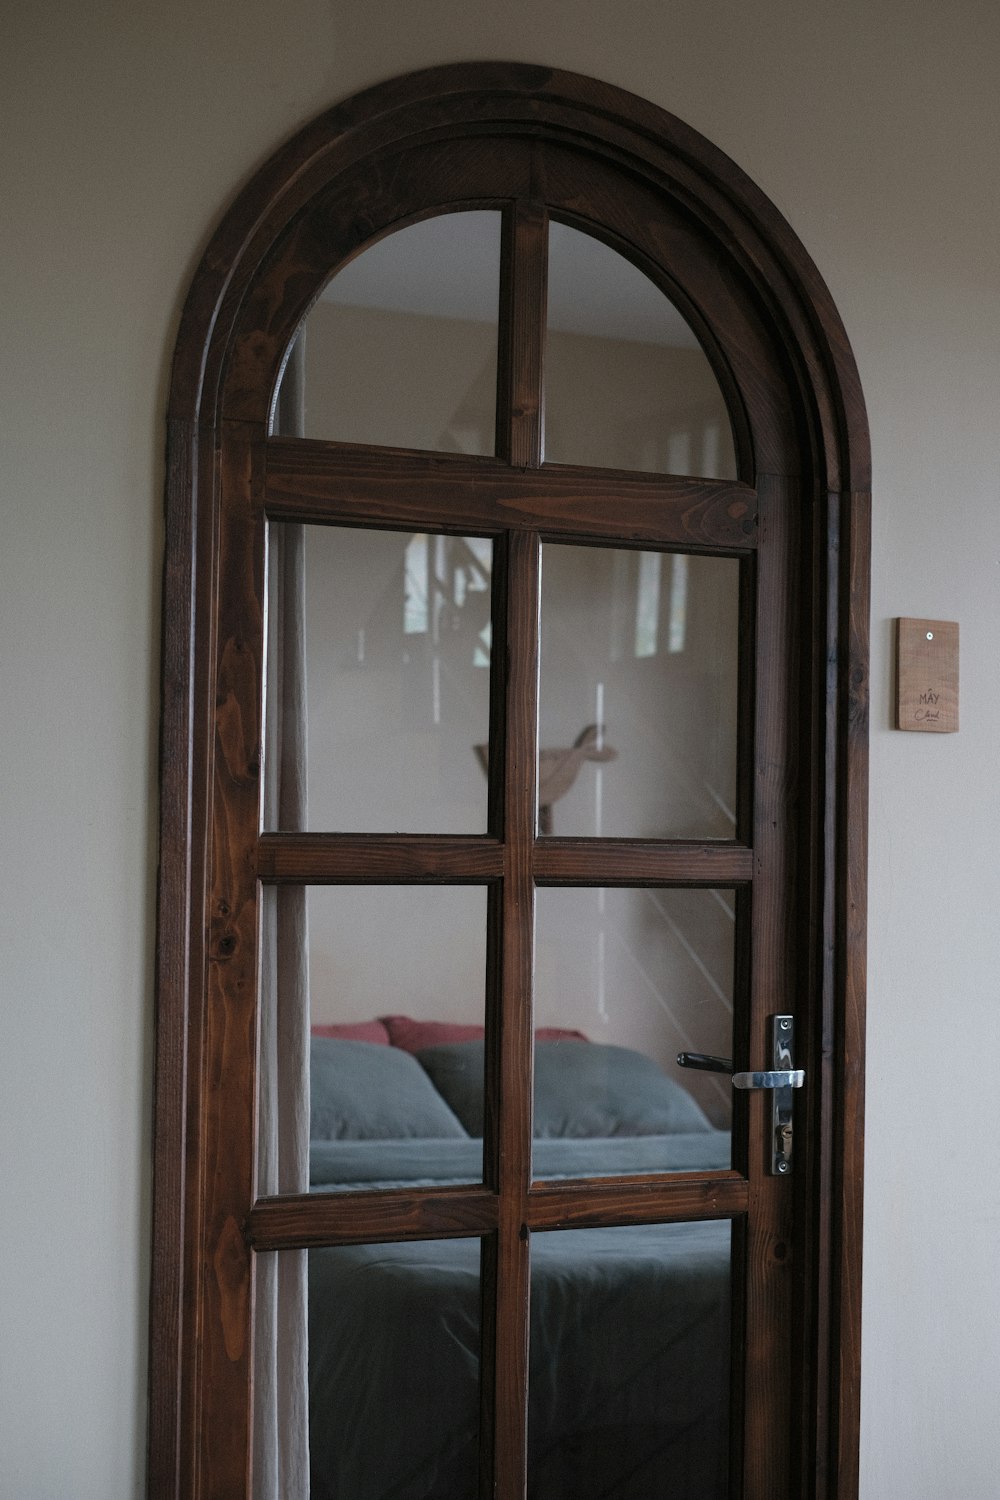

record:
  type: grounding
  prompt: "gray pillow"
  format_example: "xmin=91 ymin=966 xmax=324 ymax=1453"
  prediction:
xmin=532 ymin=1041 xmax=713 ymax=1136
xmin=416 ymin=1041 xmax=488 ymax=1135
xmin=417 ymin=1039 xmax=713 ymax=1137
xmin=310 ymin=1037 xmax=469 ymax=1140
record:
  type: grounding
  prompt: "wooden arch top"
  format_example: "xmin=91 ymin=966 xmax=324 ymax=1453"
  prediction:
xmin=168 ymin=61 xmax=870 ymax=496
xmin=153 ymin=63 xmax=871 ymax=1500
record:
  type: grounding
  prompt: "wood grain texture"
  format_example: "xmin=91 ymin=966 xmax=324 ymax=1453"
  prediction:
xmin=492 ymin=529 xmax=539 ymax=1498
xmin=792 ymin=485 xmax=841 ymax=1499
xmin=533 ymin=838 xmax=753 ymax=886
xmin=264 ymin=438 xmax=759 ymax=550
xmin=195 ymin=423 xmax=265 ymax=1499
xmin=151 ymin=63 xmax=871 ymax=1500
xmin=170 ymin=63 xmax=869 ymax=487
xmin=895 ymin=617 xmax=958 ymax=732
xmin=249 ymin=1189 xmax=497 ymax=1250
xmin=832 ymin=490 xmax=871 ymax=1500
xmin=257 ymin=833 xmax=503 ymax=883
xmin=497 ymin=201 xmax=547 ymax=466
xmin=739 ymin=474 xmax=799 ymax=1499
xmin=526 ymin=1172 xmax=748 ymax=1228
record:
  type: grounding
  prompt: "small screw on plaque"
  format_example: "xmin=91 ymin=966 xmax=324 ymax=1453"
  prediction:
xmin=926 ymin=631 xmax=934 ymax=640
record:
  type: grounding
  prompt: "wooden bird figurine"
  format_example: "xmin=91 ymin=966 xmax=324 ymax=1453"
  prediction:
xmin=475 ymin=723 xmax=617 ymax=833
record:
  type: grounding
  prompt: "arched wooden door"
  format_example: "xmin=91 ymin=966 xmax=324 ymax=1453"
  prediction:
xmin=150 ymin=63 xmax=870 ymax=1500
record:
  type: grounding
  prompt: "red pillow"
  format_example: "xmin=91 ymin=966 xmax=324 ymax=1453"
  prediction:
xmin=311 ymin=1019 xmax=390 ymax=1045
xmin=380 ymin=1014 xmax=586 ymax=1053
xmin=380 ymin=1016 xmax=480 ymax=1052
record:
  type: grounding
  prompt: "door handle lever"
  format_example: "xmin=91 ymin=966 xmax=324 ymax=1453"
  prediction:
xmin=732 ymin=1069 xmax=804 ymax=1089
xmin=676 ymin=1051 xmax=733 ymax=1074
xmin=677 ymin=1016 xmax=802 ymax=1175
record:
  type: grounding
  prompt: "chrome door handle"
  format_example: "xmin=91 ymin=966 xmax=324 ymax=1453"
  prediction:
xmin=677 ymin=1016 xmax=802 ymax=1175
xmin=732 ymin=1069 xmax=804 ymax=1090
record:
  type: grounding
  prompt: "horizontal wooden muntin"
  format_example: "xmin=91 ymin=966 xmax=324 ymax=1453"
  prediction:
xmin=249 ymin=1172 xmax=747 ymax=1251
xmin=533 ymin=838 xmax=752 ymax=886
xmin=257 ymin=833 xmax=753 ymax=887
xmin=527 ymin=1170 xmax=748 ymax=1229
xmin=248 ymin=1186 xmax=498 ymax=1250
xmin=257 ymin=833 xmax=505 ymax=882
xmin=264 ymin=436 xmax=759 ymax=551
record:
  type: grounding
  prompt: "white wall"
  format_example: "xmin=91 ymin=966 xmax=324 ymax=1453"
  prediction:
xmin=2 ymin=2 xmax=998 ymax=1496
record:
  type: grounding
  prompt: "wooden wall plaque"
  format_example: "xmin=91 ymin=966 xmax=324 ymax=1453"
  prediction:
xmin=896 ymin=617 xmax=959 ymax=732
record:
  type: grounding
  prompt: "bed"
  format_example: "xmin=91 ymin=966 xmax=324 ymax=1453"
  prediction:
xmin=307 ymin=1029 xmax=733 ymax=1500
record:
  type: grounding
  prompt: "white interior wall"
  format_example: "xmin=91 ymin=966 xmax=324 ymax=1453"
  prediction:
xmin=2 ymin=3 xmax=998 ymax=1497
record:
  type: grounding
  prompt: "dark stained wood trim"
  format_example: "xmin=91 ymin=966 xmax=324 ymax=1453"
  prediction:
xmin=533 ymin=838 xmax=753 ymax=885
xmin=195 ymin=423 xmax=265 ymax=1500
xmin=492 ymin=529 xmax=539 ymax=1497
xmin=248 ymin=1174 xmax=749 ymax=1251
xmin=264 ymin=438 xmax=759 ymax=549
xmin=169 ymin=64 xmax=869 ymax=490
xmin=153 ymin=62 xmax=871 ymax=1500
xmin=175 ymin=420 xmax=221 ymax=1500
xmin=831 ymin=489 xmax=870 ymax=1499
xmin=257 ymin=832 xmax=504 ymax=883
xmin=736 ymin=552 xmax=758 ymax=846
xmin=740 ymin=472 xmax=799 ymax=1497
xmin=527 ymin=1172 xmax=748 ymax=1228
xmin=497 ymin=201 xmax=547 ymax=466
xmin=792 ymin=482 xmax=839 ymax=1496
xmin=249 ymin=1188 xmax=498 ymax=1249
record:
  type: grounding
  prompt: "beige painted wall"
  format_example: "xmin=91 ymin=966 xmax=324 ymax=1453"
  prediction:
xmin=3 ymin=2 xmax=999 ymax=1496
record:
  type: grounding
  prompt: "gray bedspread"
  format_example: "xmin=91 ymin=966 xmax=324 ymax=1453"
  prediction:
xmin=308 ymin=1136 xmax=732 ymax=1499
xmin=309 ymin=1131 xmax=730 ymax=1189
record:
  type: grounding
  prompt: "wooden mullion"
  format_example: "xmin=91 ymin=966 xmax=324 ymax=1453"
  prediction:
xmin=497 ymin=202 xmax=548 ymax=467
xmin=248 ymin=1187 xmax=497 ymax=1250
xmin=264 ymin=436 xmax=758 ymax=550
xmin=489 ymin=528 xmax=540 ymax=1499
xmin=257 ymin=832 xmax=503 ymax=883
xmin=533 ymin=838 xmax=753 ymax=886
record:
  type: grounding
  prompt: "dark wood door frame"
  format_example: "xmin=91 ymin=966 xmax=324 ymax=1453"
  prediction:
xmin=150 ymin=62 xmax=870 ymax=1499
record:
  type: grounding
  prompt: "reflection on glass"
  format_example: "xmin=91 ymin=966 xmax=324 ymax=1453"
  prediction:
xmin=265 ymin=523 xmax=493 ymax=833
xmin=254 ymin=1239 xmax=482 ymax=1500
xmin=544 ymin=221 xmax=737 ymax=477
xmin=532 ymin=887 xmax=734 ymax=1178
xmin=538 ymin=544 xmax=740 ymax=839
xmin=257 ymin=885 xmax=488 ymax=1197
xmin=528 ymin=1223 xmax=732 ymax=1500
xmin=276 ymin=210 xmax=501 ymax=454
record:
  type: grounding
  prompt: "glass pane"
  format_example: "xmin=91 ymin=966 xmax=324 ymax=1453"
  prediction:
xmin=528 ymin=1222 xmax=732 ymax=1499
xmin=253 ymin=1238 xmax=482 ymax=1500
xmin=544 ymin=221 xmax=737 ymax=477
xmin=538 ymin=544 xmax=740 ymax=839
xmin=265 ymin=523 xmax=493 ymax=833
xmin=257 ymin=885 xmax=488 ymax=1197
xmin=277 ymin=210 xmax=501 ymax=454
xmin=532 ymin=887 xmax=734 ymax=1178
